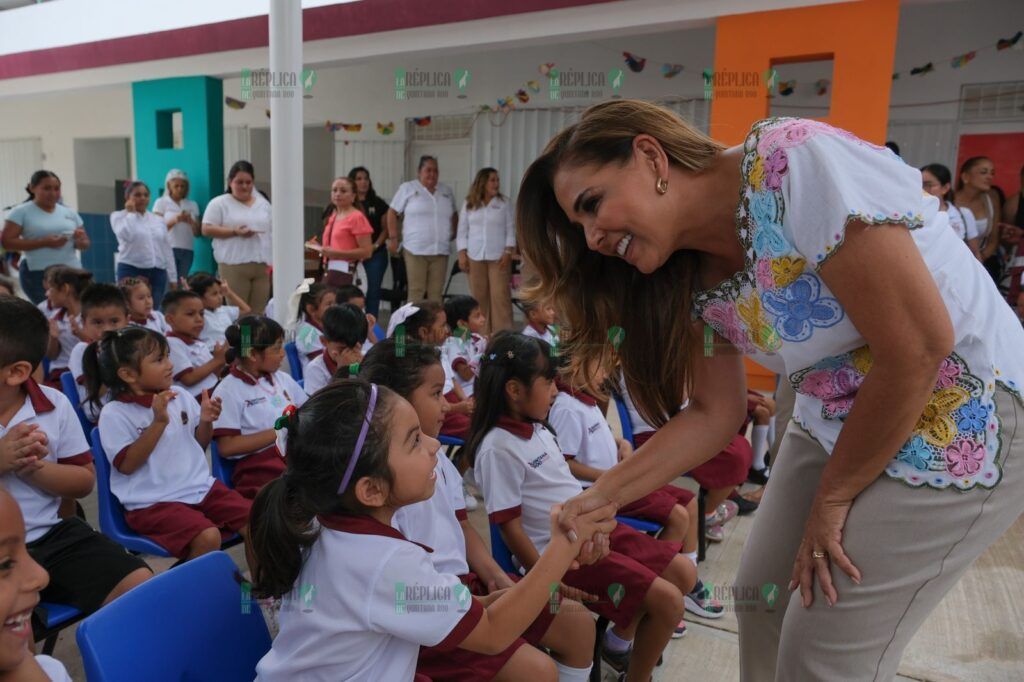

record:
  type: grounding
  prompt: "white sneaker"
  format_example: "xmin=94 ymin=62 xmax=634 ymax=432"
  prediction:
xmin=463 ymin=483 xmax=479 ymax=511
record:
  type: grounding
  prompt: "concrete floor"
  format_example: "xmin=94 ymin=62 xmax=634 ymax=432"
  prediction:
xmin=48 ymin=404 xmax=1024 ymax=681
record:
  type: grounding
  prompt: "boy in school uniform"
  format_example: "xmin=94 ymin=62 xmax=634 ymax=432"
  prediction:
xmin=302 ymin=303 xmax=367 ymax=395
xmin=162 ymin=290 xmax=228 ymax=398
xmin=0 ymin=296 xmax=151 ymax=637
xmin=520 ymin=300 xmax=559 ymax=346
xmin=441 ymin=295 xmax=489 ymax=400
xmin=187 ymin=273 xmax=251 ymax=351
xmin=67 ymin=283 xmax=129 ymax=421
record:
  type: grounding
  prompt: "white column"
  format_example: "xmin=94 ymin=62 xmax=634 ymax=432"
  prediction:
xmin=269 ymin=0 xmax=304 ymax=329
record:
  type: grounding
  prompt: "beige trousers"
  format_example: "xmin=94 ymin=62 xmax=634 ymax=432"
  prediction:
xmin=736 ymin=388 xmax=1024 ymax=681
xmin=467 ymin=258 xmax=513 ymax=334
xmin=218 ymin=262 xmax=270 ymax=313
xmin=403 ymin=253 xmax=448 ymax=303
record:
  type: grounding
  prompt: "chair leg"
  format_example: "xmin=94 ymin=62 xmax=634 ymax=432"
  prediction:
xmin=697 ymin=487 xmax=707 ymax=563
xmin=592 ymin=616 xmax=609 ymax=682
xmin=41 ymin=634 xmax=59 ymax=656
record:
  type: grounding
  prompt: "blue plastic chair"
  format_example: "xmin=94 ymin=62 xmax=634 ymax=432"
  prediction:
xmin=489 ymin=522 xmax=518 ymax=574
xmin=76 ymin=551 xmax=271 ymax=682
xmin=37 ymin=602 xmax=84 ymax=656
xmin=616 ymin=515 xmax=663 ymax=535
xmin=42 ymin=356 xmax=50 ymax=379
xmin=612 ymin=392 xmax=634 ymax=447
xmin=209 ymin=441 xmax=236 ymax=490
xmin=284 ymin=341 xmax=303 ymax=381
xmin=60 ymin=371 xmax=93 ymax=442
xmin=372 ymin=322 xmax=385 ymax=342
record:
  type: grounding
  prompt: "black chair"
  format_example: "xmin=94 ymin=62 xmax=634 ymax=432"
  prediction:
xmin=380 ymin=255 xmax=408 ymax=312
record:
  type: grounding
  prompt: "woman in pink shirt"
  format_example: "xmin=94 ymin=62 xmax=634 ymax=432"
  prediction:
xmin=308 ymin=177 xmax=373 ymax=287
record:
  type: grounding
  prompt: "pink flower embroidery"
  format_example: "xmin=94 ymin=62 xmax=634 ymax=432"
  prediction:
xmin=935 ymin=357 xmax=962 ymax=389
xmin=797 ymin=369 xmax=835 ymax=400
xmin=702 ymin=301 xmax=754 ymax=354
xmin=822 ymin=395 xmax=854 ymax=420
xmin=763 ymin=149 xmax=789 ymax=191
xmin=755 ymin=258 xmax=775 ymax=290
xmin=831 ymin=366 xmax=863 ymax=397
xmin=944 ymin=439 xmax=985 ymax=478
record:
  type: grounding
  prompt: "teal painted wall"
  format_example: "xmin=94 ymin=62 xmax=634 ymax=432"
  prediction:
xmin=132 ymin=77 xmax=224 ymax=276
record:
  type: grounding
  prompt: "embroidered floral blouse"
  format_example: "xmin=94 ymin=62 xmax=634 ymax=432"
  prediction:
xmin=693 ymin=117 xmax=1024 ymax=492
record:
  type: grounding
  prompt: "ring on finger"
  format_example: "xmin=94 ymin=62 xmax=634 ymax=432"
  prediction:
xmin=812 ymin=550 xmax=827 ymax=559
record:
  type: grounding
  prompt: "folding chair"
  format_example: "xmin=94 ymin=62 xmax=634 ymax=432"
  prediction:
xmin=36 ymin=602 xmax=85 ymax=656
xmin=284 ymin=341 xmax=303 ymax=381
xmin=380 ymin=255 xmax=408 ymax=312
xmin=60 ymin=371 xmax=93 ymax=443
xmin=441 ymin=259 xmax=464 ymax=301
xmin=76 ymin=551 xmax=271 ymax=682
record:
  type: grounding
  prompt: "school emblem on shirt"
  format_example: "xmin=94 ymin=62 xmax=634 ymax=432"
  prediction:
xmin=528 ymin=453 xmax=550 ymax=469
xmin=244 ymin=397 xmax=267 ymax=407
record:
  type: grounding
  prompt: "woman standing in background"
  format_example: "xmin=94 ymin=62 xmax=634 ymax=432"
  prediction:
xmin=111 ymin=181 xmax=176 ymax=305
xmin=457 ymin=167 xmax=515 ymax=333
xmin=349 ymin=166 xmax=390 ymax=316
xmin=152 ymin=168 xmax=200 ymax=280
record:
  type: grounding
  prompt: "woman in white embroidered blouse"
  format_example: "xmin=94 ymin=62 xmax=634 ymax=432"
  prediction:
xmin=456 ymin=168 xmax=516 ymax=333
xmin=516 ymin=100 xmax=1024 ymax=681
xmin=111 ymin=181 xmax=177 ymax=306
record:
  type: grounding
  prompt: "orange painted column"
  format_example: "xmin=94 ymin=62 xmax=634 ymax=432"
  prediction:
xmin=712 ymin=0 xmax=901 ymax=391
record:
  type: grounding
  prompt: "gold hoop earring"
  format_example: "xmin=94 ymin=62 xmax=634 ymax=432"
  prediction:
xmin=656 ymin=177 xmax=668 ymax=195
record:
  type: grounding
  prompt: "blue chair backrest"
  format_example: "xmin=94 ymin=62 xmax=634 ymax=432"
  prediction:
xmin=42 ymin=357 xmax=50 ymax=379
xmin=60 ymin=371 xmax=93 ymax=443
xmin=209 ymin=441 xmax=236 ymax=489
xmin=39 ymin=602 xmax=82 ymax=629
xmin=89 ymin=427 xmax=171 ymax=557
xmin=612 ymin=392 xmax=634 ymax=447
xmin=616 ymin=515 xmax=663 ymax=535
xmin=284 ymin=341 xmax=302 ymax=381
xmin=76 ymin=551 xmax=272 ymax=682
xmin=438 ymin=434 xmax=465 ymax=447
xmin=489 ymin=522 xmax=518 ymax=574
xmin=372 ymin=322 xmax=385 ymax=342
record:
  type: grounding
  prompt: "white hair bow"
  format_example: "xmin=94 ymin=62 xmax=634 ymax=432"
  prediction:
xmin=386 ymin=302 xmax=421 ymax=338
xmin=284 ymin=278 xmax=315 ymax=336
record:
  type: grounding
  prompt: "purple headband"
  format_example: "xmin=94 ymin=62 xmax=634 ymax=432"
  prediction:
xmin=337 ymin=383 xmax=379 ymax=495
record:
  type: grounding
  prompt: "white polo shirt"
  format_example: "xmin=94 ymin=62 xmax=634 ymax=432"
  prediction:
xmin=294 ymin=320 xmax=324 ymax=371
xmin=37 ymin=300 xmax=60 ymax=320
xmin=440 ymin=333 xmax=486 ymax=398
xmin=548 ymin=387 xmax=618 ymax=488
xmin=521 ymin=323 xmax=556 ymax=347
xmin=128 ymin=311 xmax=170 ymax=335
xmin=255 ymin=514 xmax=483 ymax=682
xmin=109 ymin=209 xmax=177 ymax=280
xmin=212 ymin=367 xmax=307 ymax=459
xmin=200 ymin=305 xmax=239 ymax=351
xmin=393 ymin=451 xmax=469 ymax=576
xmin=68 ymin=341 xmax=108 ymax=422
xmin=152 ymin=194 xmax=200 ymax=251
xmin=1 ymin=381 xmax=92 ymax=542
xmin=202 ymin=193 xmax=272 ymax=265
xmin=302 ymin=353 xmax=336 ymax=396
xmin=456 ymin=197 xmax=515 ymax=262
xmin=50 ymin=309 xmax=81 ymax=372
xmin=97 ymin=390 xmax=214 ymax=510
xmin=390 ymin=180 xmax=457 ymax=256
xmin=167 ymin=332 xmax=218 ymax=397
xmin=945 ymin=205 xmax=979 ymax=242
xmin=475 ymin=417 xmax=583 ymax=554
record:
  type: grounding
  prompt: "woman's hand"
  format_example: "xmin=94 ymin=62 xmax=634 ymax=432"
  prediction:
xmin=234 ymin=225 xmax=255 ymax=238
xmin=386 ymin=236 xmax=399 ymax=254
xmin=72 ymin=228 xmax=89 ymax=250
xmin=44 ymin=234 xmax=69 ymax=248
xmin=789 ymin=496 xmax=861 ymax=608
xmin=556 ymin=488 xmax=618 ymax=566
xmin=498 ymin=251 xmax=511 ymax=271
xmin=458 ymin=250 xmax=470 ymax=273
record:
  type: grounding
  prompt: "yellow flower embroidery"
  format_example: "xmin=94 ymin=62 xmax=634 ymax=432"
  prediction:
xmin=914 ymin=386 xmax=970 ymax=448
xmin=850 ymin=346 xmax=873 ymax=375
xmin=771 ymin=256 xmax=806 ymax=287
xmin=749 ymin=156 xmax=766 ymax=190
xmin=737 ymin=294 xmax=781 ymax=352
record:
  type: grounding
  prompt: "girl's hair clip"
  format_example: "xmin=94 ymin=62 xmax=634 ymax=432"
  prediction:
xmin=348 ymin=362 xmax=360 ymax=377
xmin=274 ymin=404 xmax=297 ymax=431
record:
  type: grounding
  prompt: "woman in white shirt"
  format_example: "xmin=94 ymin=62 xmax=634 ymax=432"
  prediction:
xmin=456 ymin=168 xmax=515 ymax=333
xmin=386 ymin=156 xmax=458 ymax=303
xmin=111 ymin=181 xmax=177 ymax=305
xmin=921 ymin=163 xmax=978 ymax=248
xmin=956 ymin=156 xmax=1004 ymax=274
xmin=202 ymin=161 xmax=272 ymax=313
xmin=152 ymin=168 xmax=200 ymax=281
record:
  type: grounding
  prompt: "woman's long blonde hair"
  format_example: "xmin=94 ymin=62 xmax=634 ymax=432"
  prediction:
xmin=516 ymin=99 xmax=724 ymax=428
xmin=465 ymin=167 xmax=504 ymax=210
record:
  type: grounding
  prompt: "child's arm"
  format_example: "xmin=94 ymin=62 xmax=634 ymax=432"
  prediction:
xmin=499 ymin=517 xmax=541 ymax=571
xmin=216 ymin=429 xmax=276 ymax=457
xmin=566 ymin=458 xmax=606 ymax=483
xmin=195 ymin=390 xmax=221 ymax=449
xmin=461 ymin=521 xmax=515 ymax=591
xmin=115 ymin=390 xmax=175 ymax=475
xmin=16 ymin=460 xmax=94 ymax=499
xmin=177 ymin=342 xmax=227 ymax=386
xmin=46 ymin=319 xmax=60 ymax=359
xmin=220 ymin=281 xmax=251 ymax=314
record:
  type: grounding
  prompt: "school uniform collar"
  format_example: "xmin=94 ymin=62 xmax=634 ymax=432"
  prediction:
xmin=304 ymin=318 xmax=324 ymax=333
xmin=166 ymin=331 xmax=199 ymax=345
xmin=114 ymin=391 xmax=171 ymax=408
xmin=323 ymin=352 xmax=338 ymax=376
xmin=495 ymin=415 xmax=535 ymax=440
xmin=317 ymin=513 xmax=433 ymax=552
xmin=555 ymin=379 xmax=597 ymax=407
xmin=129 ymin=313 xmax=156 ymax=325
xmin=54 ymin=308 xmax=68 ymax=322
xmin=229 ymin=365 xmax=274 ymax=387
xmin=527 ymin=322 xmax=549 ymax=336
xmin=23 ymin=378 xmax=55 ymax=414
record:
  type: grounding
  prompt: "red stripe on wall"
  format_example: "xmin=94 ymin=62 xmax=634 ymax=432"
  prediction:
xmin=0 ymin=0 xmax=616 ymax=80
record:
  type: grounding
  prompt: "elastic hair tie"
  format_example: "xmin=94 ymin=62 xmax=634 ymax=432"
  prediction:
xmin=337 ymin=383 xmax=379 ymax=495
xmin=273 ymin=404 xmax=298 ymax=457
xmin=348 ymin=362 xmax=360 ymax=377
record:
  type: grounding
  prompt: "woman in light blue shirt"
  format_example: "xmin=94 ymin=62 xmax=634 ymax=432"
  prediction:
xmin=1 ymin=171 xmax=89 ymax=303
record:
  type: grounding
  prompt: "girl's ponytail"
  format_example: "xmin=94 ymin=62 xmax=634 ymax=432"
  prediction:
xmin=81 ymin=341 xmax=105 ymax=408
xmin=249 ymin=476 xmax=317 ymax=599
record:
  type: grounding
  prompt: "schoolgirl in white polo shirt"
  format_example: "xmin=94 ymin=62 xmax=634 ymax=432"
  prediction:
xmin=43 ymin=267 xmax=92 ymax=386
xmin=212 ymin=316 xmax=307 ymax=499
xmin=119 ymin=277 xmax=170 ymax=335
xmin=468 ymin=332 xmax=694 ymax=682
xmin=441 ymin=295 xmax=489 ymax=400
xmin=89 ymin=326 xmax=252 ymax=561
xmin=0 ymin=298 xmax=151 ymax=632
xmin=303 ymin=303 xmax=366 ymax=395
xmin=161 ymin=290 xmax=228 ymax=398
xmin=249 ymin=379 xmax=614 ymax=682
xmin=359 ymin=340 xmax=596 ymax=682
xmin=68 ymin=283 xmax=129 ymax=422
xmin=293 ymin=282 xmax=337 ymax=372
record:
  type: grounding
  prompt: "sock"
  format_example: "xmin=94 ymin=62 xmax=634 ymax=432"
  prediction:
xmin=604 ymin=628 xmax=633 ymax=653
xmin=683 ymin=550 xmax=698 ymax=567
xmin=751 ymin=425 xmax=769 ymax=471
xmin=554 ymin=661 xmax=593 ymax=682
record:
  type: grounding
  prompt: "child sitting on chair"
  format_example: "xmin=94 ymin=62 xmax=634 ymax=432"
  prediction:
xmin=43 ymin=267 xmax=93 ymax=387
xmin=520 ymin=299 xmax=559 ymax=347
xmin=292 ymin=282 xmax=337 ymax=371
xmin=187 ymin=273 xmax=251 ymax=352
xmin=212 ymin=316 xmax=307 ymax=499
xmin=334 ymin=283 xmax=379 ymax=351
xmin=441 ymin=295 xmax=488 ymax=400
xmin=87 ymin=326 xmax=251 ymax=562
xmin=162 ymin=290 xmax=228 ymax=399
xmin=68 ymin=284 xmax=129 ymax=422
xmin=0 ymin=297 xmax=151 ymax=639
xmin=303 ymin=304 xmax=366 ymax=395
xmin=120 ymin=277 xmax=169 ymax=335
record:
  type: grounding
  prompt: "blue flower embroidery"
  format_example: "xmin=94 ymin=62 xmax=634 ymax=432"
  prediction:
xmin=749 ymin=191 xmax=788 ymax=257
xmin=955 ymin=399 xmax=988 ymax=433
xmin=897 ymin=435 xmax=931 ymax=471
xmin=761 ymin=274 xmax=844 ymax=342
